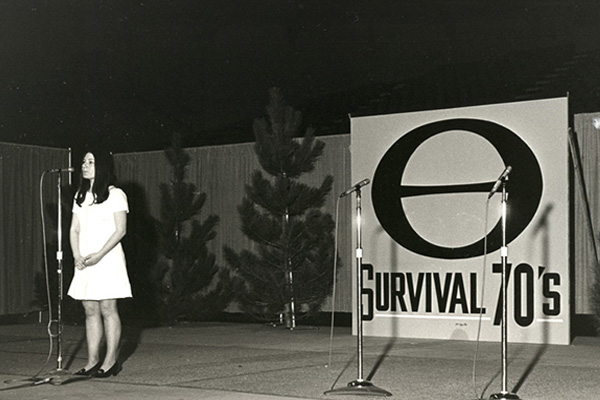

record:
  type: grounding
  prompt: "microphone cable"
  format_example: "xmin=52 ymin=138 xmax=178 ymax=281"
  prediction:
xmin=3 ymin=171 xmax=62 ymax=386
xmin=36 ymin=171 xmax=61 ymax=376
xmin=4 ymin=171 xmax=60 ymax=386
xmin=326 ymin=196 xmax=343 ymax=368
xmin=471 ymin=197 xmax=492 ymax=400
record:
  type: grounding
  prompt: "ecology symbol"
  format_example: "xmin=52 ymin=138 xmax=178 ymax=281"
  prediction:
xmin=371 ymin=118 xmax=543 ymax=259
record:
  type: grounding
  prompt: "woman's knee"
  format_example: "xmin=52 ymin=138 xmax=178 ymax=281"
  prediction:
xmin=99 ymin=299 xmax=119 ymax=317
xmin=82 ymin=301 xmax=101 ymax=317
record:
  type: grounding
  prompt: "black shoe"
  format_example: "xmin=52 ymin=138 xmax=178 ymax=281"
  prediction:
xmin=74 ymin=362 xmax=101 ymax=376
xmin=93 ymin=362 xmax=122 ymax=378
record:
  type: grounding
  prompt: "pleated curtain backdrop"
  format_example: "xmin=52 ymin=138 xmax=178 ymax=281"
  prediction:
xmin=3 ymin=118 xmax=600 ymax=318
xmin=0 ymin=143 xmax=70 ymax=315
xmin=113 ymin=135 xmax=353 ymax=313
xmin=110 ymin=121 xmax=600 ymax=317
xmin=573 ymin=113 xmax=600 ymax=314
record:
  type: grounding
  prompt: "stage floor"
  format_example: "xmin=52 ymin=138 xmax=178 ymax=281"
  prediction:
xmin=1 ymin=321 xmax=599 ymax=399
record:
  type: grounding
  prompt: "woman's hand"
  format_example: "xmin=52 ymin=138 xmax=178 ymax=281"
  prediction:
xmin=83 ymin=253 xmax=102 ymax=267
xmin=75 ymin=253 xmax=101 ymax=270
xmin=74 ymin=255 xmax=87 ymax=270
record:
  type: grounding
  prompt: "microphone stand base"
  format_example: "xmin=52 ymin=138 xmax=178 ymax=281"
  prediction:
xmin=29 ymin=369 xmax=91 ymax=386
xmin=325 ymin=379 xmax=392 ymax=397
xmin=489 ymin=392 xmax=521 ymax=400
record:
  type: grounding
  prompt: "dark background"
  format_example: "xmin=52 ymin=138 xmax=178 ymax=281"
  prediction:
xmin=1 ymin=0 xmax=600 ymax=154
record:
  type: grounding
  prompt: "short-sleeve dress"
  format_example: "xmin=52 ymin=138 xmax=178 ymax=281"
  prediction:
xmin=67 ymin=186 xmax=132 ymax=301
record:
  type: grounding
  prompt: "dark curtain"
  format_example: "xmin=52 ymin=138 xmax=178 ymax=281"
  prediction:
xmin=573 ymin=113 xmax=600 ymax=314
xmin=0 ymin=143 xmax=70 ymax=315
xmin=4 ymin=118 xmax=599 ymax=316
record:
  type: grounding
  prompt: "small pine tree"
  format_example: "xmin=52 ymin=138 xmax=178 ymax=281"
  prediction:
xmin=224 ymin=88 xmax=338 ymax=327
xmin=152 ymin=133 xmax=230 ymax=324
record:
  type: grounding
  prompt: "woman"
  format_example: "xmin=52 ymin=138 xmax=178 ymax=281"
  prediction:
xmin=67 ymin=149 xmax=131 ymax=378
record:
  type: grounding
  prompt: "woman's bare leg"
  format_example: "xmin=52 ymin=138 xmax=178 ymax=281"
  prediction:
xmin=99 ymin=299 xmax=121 ymax=369
xmin=81 ymin=300 xmax=103 ymax=370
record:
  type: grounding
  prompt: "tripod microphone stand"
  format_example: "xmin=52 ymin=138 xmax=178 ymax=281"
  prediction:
xmin=325 ymin=184 xmax=391 ymax=397
xmin=34 ymin=171 xmax=89 ymax=385
xmin=489 ymin=179 xmax=520 ymax=400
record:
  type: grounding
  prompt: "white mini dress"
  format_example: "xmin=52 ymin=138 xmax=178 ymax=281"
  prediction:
xmin=67 ymin=186 xmax=133 ymax=301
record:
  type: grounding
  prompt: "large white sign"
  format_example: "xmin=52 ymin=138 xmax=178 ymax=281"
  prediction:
xmin=351 ymin=98 xmax=570 ymax=344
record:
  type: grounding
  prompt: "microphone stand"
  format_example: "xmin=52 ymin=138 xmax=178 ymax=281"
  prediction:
xmin=325 ymin=186 xmax=391 ymax=397
xmin=34 ymin=172 xmax=89 ymax=385
xmin=490 ymin=180 xmax=520 ymax=400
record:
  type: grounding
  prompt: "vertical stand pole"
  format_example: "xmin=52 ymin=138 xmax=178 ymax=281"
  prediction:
xmin=56 ymin=173 xmax=64 ymax=371
xmin=355 ymin=189 xmax=364 ymax=382
xmin=325 ymin=188 xmax=391 ymax=396
xmin=490 ymin=182 xmax=520 ymax=400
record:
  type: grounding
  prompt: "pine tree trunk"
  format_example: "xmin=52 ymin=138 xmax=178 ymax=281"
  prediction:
xmin=282 ymin=174 xmax=296 ymax=329
xmin=285 ymin=261 xmax=296 ymax=329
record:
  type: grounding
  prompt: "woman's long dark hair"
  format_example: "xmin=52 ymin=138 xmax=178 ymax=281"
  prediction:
xmin=75 ymin=149 xmax=116 ymax=207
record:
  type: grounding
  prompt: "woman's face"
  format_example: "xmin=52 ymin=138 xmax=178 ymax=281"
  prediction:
xmin=81 ymin=152 xmax=95 ymax=181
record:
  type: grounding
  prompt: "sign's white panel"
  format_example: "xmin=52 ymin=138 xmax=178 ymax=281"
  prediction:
xmin=351 ymin=98 xmax=569 ymax=344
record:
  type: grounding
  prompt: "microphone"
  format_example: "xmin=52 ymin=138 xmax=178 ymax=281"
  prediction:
xmin=487 ymin=166 xmax=512 ymax=199
xmin=340 ymin=178 xmax=371 ymax=198
xmin=47 ymin=167 xmax=75 ymax=173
